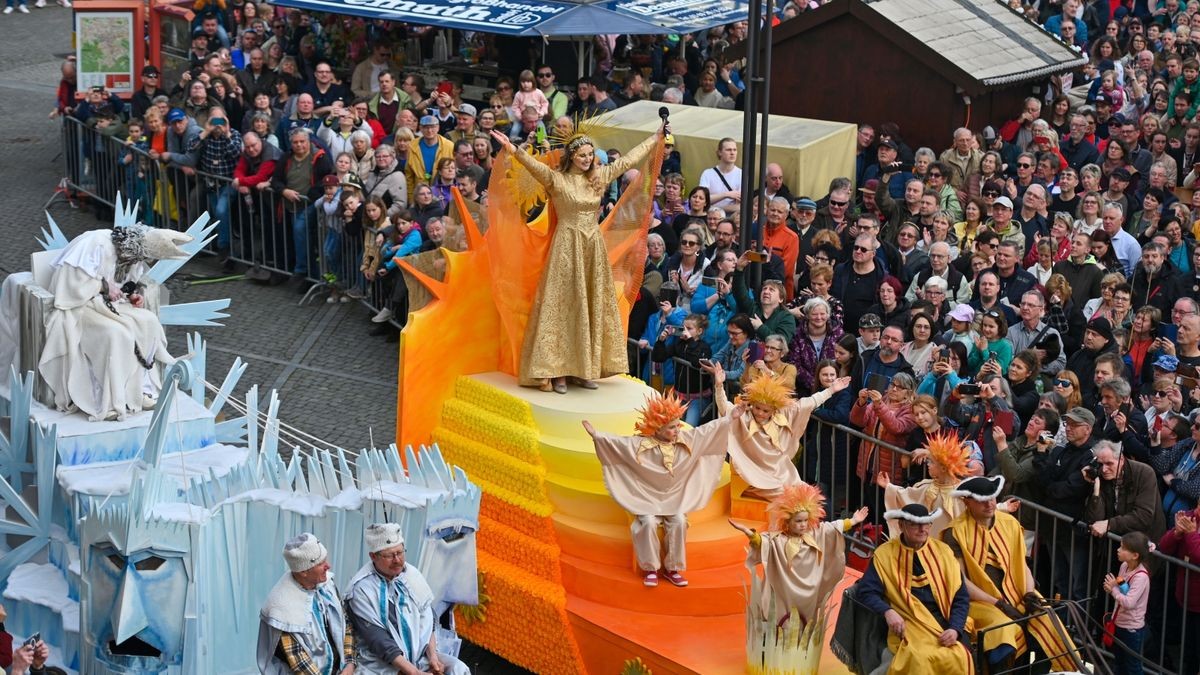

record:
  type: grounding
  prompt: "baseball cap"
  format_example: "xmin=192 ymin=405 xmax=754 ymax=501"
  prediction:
xmin=858 ymin=178 xmax=881 ymax=194
xmin=1111 ymin=167 xmax=1132 ymax=181
xmin=793 ymin=197 xmax=817 ymax=211
xmin=859 ymin=313 xmax=882 ymax=329
xmin=1064 ymin=407 xmax=1097 ymax=426
xmin=166 ymin=108 xmax=187 ymax=123
xmin=1152 ymin=354 xmax=1179 ymax=372
xmin=1094 ymin=91 xmax=1114 ymax=106
xmin=992 ymin=196 xmax=1014 ymax=209
xmin=1109 ymin=112 xmax=1127 ymax=126
xmin=456 ymin=103 xmax=477 ymax=117
xmin=419 ymin=114 xmax=439 ymax=126
xmin=322 ymin=174 xmax=340 ymax=187
xmin=340 ymin=173 xmax=365 ymax=192
xmin=947 ymin=303 xmax=975 ymax=323
xmin=879 ymin=139 xmax=899 ymax=151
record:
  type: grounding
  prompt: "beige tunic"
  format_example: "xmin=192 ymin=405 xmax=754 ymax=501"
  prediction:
xmin=716 ymin=386 xmax=832 ymax=498
xmin=882 ymin=479 xmax=964 ymax=540
xmin=591 ymin=416 xmax=730 ymax=516
xmin=750 ymin=519 xmax=850 ymax=624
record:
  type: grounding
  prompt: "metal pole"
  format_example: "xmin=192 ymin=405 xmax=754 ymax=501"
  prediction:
xmin=754 ymin=6 xmax=773 ymax=294
xmin=738 ymin=0 xmax=762 ymax=257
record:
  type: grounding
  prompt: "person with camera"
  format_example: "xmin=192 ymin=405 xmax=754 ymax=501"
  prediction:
xmin=1095 ymin=378 xmax=1150 ymax=454
xmin=1032 ymin=407 xmax=1099 ymax=601
xmin=1082 ymin=440 xmax=1166 ymax=543
xmin=187 ymin=105 xmax=242 ymax=260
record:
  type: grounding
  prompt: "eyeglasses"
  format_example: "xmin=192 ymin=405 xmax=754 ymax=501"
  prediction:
xmin=681 ymin=240 xmax=699 ymax=247
xmin=897 ymin=232 xmax=916 ymax=239
xmin=763 ymin=345 xmax=783 ymax=352
xmin=814 ymin=256 xmax=831 ymax=263
xmin=1017 ymin=163 xmax=1033 ymax=168
xmin=537 ymin=72 xmax=553 ymax=77
xmin=727 ymin=329 xmax=744 ymax=336
xmin=497 ymin=84 xmax=512 ymax=90
xmin=928 ymin=172 xmax=942 ymax=178
xmin=376 ymin=550 xmax=405 ymax=560
xmin=853 ymin=245 xmax=873 ymax=253
xmin=1054 ymin=379 xmax=1072 ymax=387
xmin=983 ymin=190 xmax=1001 ymax=197
xmin=830 ymin=199 xmax=848 ymax=207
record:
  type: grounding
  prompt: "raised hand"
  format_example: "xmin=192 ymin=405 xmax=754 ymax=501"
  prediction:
xmin=581 ymin=420 xmax=597 ymax=438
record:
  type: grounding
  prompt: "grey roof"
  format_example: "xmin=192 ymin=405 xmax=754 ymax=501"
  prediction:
xmin=865 ymin=0 xmax=1087 ymax=86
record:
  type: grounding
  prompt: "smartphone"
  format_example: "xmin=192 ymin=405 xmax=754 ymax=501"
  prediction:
xmin=987 ymin=351 xmax=998 ymax=361
xmin=536 ymin=124 xmax=546 ymax=145
xmin=745 ymin=250 xmax=768 ymax=263
xmin=747 ymin=340 xmax=764 ymax=362
xmin=23 ymin=633 xmax=40 ymax=648
xmin=958 ymin=383 xmax=982 ymax=396
xmin=938 ymin=346 xmax=951 ymax=361
xmin=992 ymin=411 xmax=1016 ymax=435
xmin=659 ymin=286 xmax=679 ymax=306
xmin=210 ymin=117 xmax=226 ymax=126
xmin=436 ymin=80 xmax=453 ymax=96
xmin=866 ymin=373 xmax=890 ymax=394
xmin=698 ymin=358 xmax=713 ymax=368
xmin=701 ymin=276 xmax=718 ymax=287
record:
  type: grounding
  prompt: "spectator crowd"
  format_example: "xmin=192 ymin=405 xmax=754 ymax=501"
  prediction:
xmin=46 ymin=0 xmax=1200 ymax=671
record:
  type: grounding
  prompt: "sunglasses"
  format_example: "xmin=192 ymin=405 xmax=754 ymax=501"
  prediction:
xmin=1154 ymin=390 xmax=1170 ymax=397
xmin=1054 ymin=379 xmax=1072 ymax=387
xmin=928 ymin=172 xmax=942 ymax=178
xmin=830 ymin=199 xmax=848 ymax=207
xmin=537 ymin=72 xmax=553 ymax=77
xmin=983 ymin=190 xmax=1001 ymax=197
xmin=853 ymin=245 xmax=873 ymax=253
xmin=1017 ymin=163 xmax=1033 ymax=168
xmin=681 ymin=240 xmax=700 ymax=247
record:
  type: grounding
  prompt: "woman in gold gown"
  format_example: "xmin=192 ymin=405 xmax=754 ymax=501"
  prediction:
xmin=490 ymin=124 xmax=665 ymax=393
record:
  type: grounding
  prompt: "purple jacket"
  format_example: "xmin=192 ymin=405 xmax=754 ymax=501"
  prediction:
xmin=787 ymin=318 xmax=844 ymax=394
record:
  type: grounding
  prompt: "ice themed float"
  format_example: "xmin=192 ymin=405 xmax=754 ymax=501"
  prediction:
xmin=0 ymin=197 xmax=480 ymax=673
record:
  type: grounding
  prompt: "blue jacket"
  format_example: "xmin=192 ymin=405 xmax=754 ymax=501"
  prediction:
xmin=382 ymin=230 xmax=422 ymax=269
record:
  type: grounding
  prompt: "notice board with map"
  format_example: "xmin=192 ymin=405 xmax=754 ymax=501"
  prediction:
xmin=75 ymin=10 xmax=136 ymax=94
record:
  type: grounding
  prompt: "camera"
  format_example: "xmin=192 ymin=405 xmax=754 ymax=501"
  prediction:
xmin=1038 ymin=431 xmax=1054 ymax=443
xmin=958 ymin=383 xmax=982 ymax=396
xmin=1083 ymin=458 xmax=1102 ymax=480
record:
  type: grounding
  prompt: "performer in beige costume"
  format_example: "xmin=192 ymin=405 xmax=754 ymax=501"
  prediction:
xmin=583 ymin=391 xmax=730 ymax=588
xmin=730 ymin=483 xmax=868 ymax=626
xmin=705 ymin=362 xmax=851 ymax=500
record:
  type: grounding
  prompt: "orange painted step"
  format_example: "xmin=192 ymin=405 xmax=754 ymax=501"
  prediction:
xmin=567 ymin=595 xmax=745 ymax=675
xmin=552 ymin=512 xmax=750 ymax=569
xmin=729 ymin=474 xmax=772 ymax=522
xmin=559 ymin=552 xmax=749 ymax=616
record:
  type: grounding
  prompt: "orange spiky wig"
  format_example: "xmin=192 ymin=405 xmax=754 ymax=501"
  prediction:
xmin=634 ymin=391 xmax=688 ymax=437
xmin=767 ymin=482 xmax=827 ymax=531
xmin=736 ymin=373 xmax=794 ymax=411
xmin=926 ymin=430 xmax=972 ymax=479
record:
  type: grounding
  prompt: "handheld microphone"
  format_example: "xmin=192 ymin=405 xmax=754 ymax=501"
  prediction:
xmin=658 ymin=106 xmax=670 ymax=123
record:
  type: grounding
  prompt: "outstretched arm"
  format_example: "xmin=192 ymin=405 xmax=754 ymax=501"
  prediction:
xmin=492 ymin=129 xmax=555 ymax=187
xmin=601 ymin=122 xmax=666 ymax=182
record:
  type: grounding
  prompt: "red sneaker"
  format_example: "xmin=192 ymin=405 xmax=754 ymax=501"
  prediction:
xmin=642 ymin=571 xmax=659 ymax=587
xmin=663 ymin=570 xmax=688 ymax=587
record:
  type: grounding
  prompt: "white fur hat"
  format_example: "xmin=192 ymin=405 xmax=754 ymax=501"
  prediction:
xmin=283 ymin=533 xmax=327 ymax=573
xmin=366 ymin=523 xmax=405 ymax=554
xmin=142 ymin=228 xmax=193 ymax=260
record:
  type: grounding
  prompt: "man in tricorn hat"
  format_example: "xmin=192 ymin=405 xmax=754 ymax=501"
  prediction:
xmin=856 ymin=503 xmax=972 ymax=674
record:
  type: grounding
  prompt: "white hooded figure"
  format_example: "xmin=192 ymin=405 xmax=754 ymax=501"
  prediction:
xmin=38 ymin=225 xmax=191 ymax=420
xmin=345 ymin=523 xmax=470 ymax=675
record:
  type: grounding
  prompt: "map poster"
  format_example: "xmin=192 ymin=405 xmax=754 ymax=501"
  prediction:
xmin=75 ymin=11 xmax=135 ymax=94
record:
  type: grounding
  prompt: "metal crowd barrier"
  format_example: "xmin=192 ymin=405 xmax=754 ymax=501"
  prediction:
xmin=56 ymin=116 xmax=427 ymax=325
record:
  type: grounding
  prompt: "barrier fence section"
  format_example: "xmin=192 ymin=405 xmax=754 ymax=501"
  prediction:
xmin=58 ymin=116 xmax=416 ymax=323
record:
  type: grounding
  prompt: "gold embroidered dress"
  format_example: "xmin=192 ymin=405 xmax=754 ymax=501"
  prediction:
xmin=508 ymin=135 xmax=660 ymax=385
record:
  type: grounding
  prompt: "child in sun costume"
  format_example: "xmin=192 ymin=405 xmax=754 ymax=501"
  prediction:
xmin=711 ymin=364 xmax=851 ymax=500
xmin=730 ymin=484 xmax=868 ymax=674
xmin=877 ymin=430 xmax=984 ymax=540
xmin=583 ymin=391 xmax=730 ymax=588
xmin=485 ymin=122 xmax=666 ymax=394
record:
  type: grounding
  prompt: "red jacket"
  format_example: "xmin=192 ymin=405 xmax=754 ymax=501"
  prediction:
xmin=1158 ymin=512 xmax=1200 ymax=612
xmin=850 ymin=398 xmax=915 ymax=481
